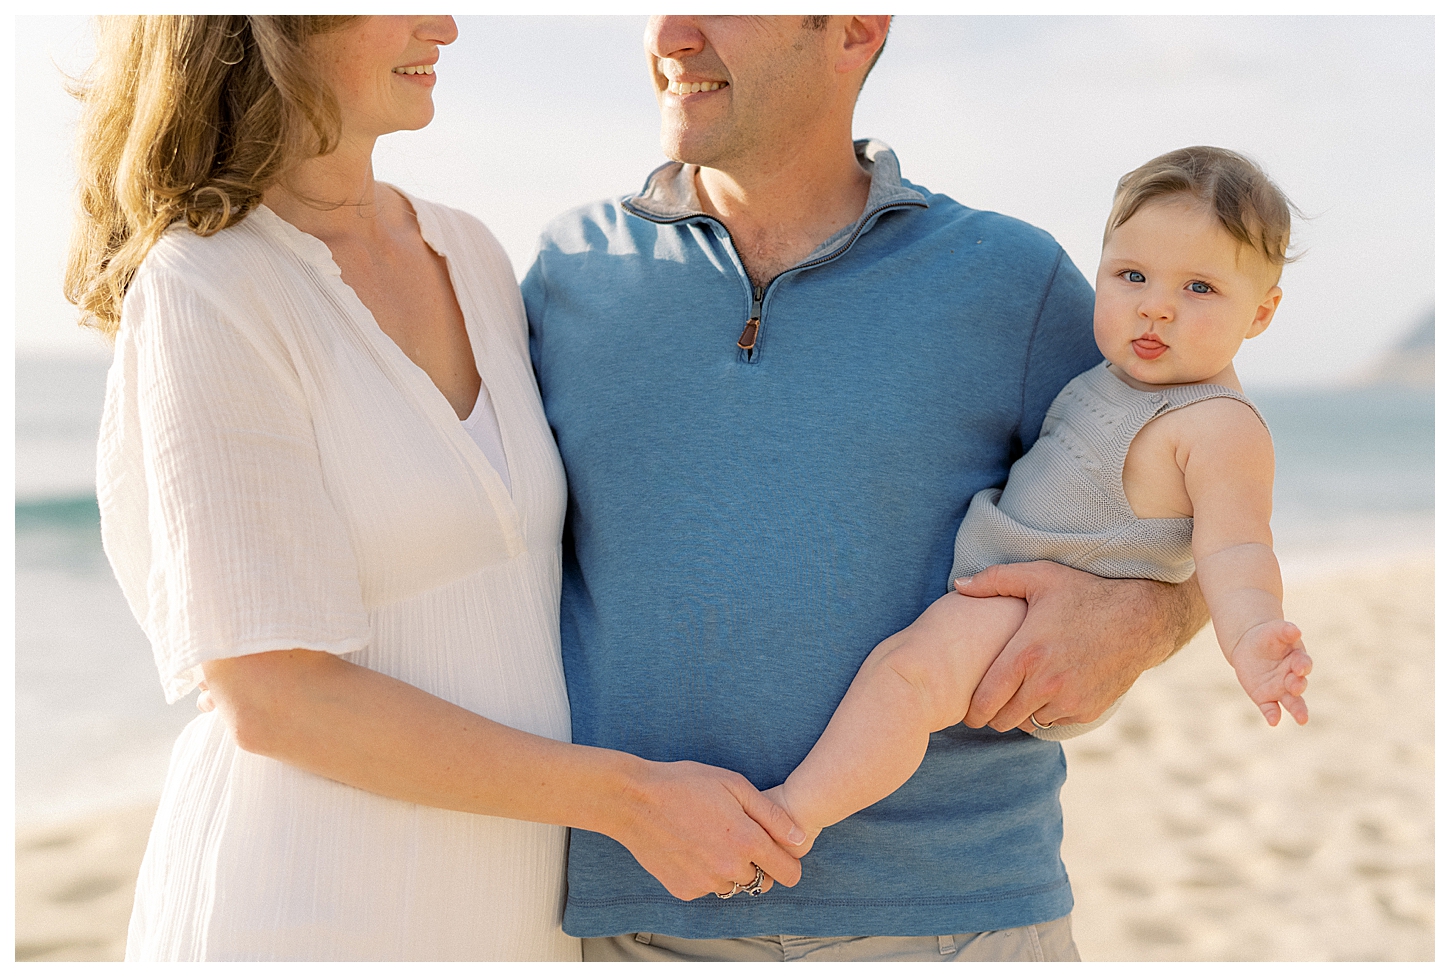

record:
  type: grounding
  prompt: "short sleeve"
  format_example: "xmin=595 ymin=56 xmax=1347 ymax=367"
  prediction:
xmin=98 ymin=261 xmax=370 ymax=703
xmin=1017 ymin=248 xmax=1101 ymax=454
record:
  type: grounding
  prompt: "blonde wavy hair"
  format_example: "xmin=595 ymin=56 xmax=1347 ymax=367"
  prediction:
xmin=64 ymin=15 xmax=358 ymax=337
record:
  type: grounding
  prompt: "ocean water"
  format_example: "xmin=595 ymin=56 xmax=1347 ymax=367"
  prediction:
xmin=15 ymin=355 xmax=196 ymax=824
xmin=1249 ymin=386 xmax=1435 ymax=576
xmin=12 ymin=355 xmax=1435 ymax=824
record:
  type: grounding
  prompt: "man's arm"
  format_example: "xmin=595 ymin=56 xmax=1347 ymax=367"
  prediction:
xmin=954 ymin=562 xmax=1210 ymax=731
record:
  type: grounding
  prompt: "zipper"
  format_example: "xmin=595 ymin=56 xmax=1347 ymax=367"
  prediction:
xmin=737 ymin=284 xmax=764 ymax=354
xmin=622 ymin=195 xmax=928 ymax=365
xmin=731 ymin=200 xmax=928 ymax=363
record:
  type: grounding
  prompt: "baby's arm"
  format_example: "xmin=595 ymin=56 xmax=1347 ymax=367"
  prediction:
xmin=1182 ymin=399 xmax=1312 ymax=725
xmin=764 ymin=593 xmax=1027 ymax=838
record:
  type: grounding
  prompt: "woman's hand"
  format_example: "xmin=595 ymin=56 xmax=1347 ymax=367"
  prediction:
xmin=603 ymin=759 xmax=807 ymax=901
xmin=762 ymin=784 xmax=820 ymax=856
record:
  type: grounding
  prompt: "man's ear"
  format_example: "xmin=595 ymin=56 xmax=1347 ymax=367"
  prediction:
xmin=1246 ymin=284 xmax=1283 ymax=339
xmin=836 ymin=15 xmax=891 ymax=78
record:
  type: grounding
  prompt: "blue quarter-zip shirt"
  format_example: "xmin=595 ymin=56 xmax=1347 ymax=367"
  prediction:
xmin=523 ymin=140 xmax=1102 ymax=939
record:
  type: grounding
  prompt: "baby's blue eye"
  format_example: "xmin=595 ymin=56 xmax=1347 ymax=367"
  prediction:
xmin=1124 ymin=271 xmax=1145 ymax=283
xmin=1188 ymin=281 xmax=1213 ymax=294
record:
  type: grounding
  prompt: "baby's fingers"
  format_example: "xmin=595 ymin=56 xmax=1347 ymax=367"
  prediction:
xmin=1284 ymin=647 xmax=1312 ymax=696
xmin=1258 ymin=700 xmax=1282 ymax=726
xmin=1281 ymin=692 xmax=1309 ymax=726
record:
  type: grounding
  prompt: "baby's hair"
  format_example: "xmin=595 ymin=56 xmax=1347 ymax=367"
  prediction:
xmin=1106 ymin=146 xmax=1301 ymax=277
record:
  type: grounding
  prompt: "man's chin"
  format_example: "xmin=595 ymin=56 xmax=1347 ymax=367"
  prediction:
xmin=659 ymin=127 xmax=726 ymax=170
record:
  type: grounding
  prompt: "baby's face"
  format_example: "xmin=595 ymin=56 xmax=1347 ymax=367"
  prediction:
xmin=1094 ymin=196 xmax=1282 ymax=387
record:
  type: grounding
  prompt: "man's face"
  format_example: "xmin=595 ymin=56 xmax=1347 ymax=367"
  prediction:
xmin=644 ymin=15 xmax=835 ymax=170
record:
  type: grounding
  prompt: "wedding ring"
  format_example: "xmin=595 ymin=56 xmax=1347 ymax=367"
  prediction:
xmin=714 ymin=864 xmax=767 ymax=899
xmin=1030 ymin=712 xmax=1055 ymax=730
xmin=714 ymin=882 xmax=743 ymax=899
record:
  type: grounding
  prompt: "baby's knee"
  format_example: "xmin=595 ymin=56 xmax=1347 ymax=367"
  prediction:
xmin=870 ymin=636 xmax=981 ymax=730
xmin=874 ymin=637 xmax=954 ymax=695
xmin=880 ymin=596 xmax=1028 ymax=718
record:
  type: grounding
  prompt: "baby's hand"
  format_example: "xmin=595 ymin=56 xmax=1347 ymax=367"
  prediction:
xmin=1227 ymin=620 xmax=1312 ymax=726
xmin=762 ymin=784 xmax=821 ymax=856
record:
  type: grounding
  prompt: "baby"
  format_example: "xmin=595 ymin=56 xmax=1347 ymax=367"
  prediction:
xmin=767 ymin=146 xmax=1313 ymax=843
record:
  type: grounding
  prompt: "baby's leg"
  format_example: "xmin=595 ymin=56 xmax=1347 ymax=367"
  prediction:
xmin=772 ymin=592 xmax=1027 ymax=835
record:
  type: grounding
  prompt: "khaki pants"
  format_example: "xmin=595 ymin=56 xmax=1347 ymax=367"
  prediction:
xmin=582 ymin=915 xmax=1080 ymax=962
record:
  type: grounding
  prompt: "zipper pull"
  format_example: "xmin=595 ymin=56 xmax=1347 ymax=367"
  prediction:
xmin=738 ymin=284 xmax=764 ymax=351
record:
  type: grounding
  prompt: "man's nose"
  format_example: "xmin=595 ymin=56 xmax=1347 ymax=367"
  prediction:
xmin=644 ymin=15 xmax=707 ymax=62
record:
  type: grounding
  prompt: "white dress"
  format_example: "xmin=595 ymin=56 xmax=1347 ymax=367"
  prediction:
xmin=97 ymin=194 xmax=581 ymax=961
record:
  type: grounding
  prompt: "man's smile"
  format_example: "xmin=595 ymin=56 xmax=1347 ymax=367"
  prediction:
xmin=665 ymin=79 xmax=728 ymax=95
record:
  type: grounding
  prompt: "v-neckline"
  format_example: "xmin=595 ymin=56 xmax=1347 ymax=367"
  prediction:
xmin=251 ymin=197 xmax=524 ymax=532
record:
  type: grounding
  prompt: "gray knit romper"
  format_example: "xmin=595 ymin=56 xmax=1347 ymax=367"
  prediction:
xmin=950 ymin=361 xmax=1269 ymax=741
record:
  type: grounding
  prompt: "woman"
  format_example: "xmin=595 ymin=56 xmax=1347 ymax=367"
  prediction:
xmin=67 ymin=15 xmax=803 ymax=961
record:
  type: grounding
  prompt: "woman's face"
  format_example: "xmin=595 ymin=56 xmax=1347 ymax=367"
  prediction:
xmin=311 ymin=16 xmax=459 ymax=143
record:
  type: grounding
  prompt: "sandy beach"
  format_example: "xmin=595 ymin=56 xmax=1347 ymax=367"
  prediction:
xmin=14 ymin=553 xmax=1434 ymax=962
xmin=14 ymin=804 xmax=155 ymax=961
xmin=1062 ymin=552 xmax=1434 ymax=961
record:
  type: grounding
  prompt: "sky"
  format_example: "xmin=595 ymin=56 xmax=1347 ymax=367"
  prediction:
xmin=13 ymin=14 xmax=1436 ymax=389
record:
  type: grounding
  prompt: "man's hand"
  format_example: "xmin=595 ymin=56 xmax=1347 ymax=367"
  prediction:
xmin=954 ymin=561 xmax=1208 ymax=732
xmin=605 ymin=759 xmax=807 ymax=901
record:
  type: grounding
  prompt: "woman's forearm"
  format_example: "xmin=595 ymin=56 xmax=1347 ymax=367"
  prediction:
xmin=200 ymin=648 xmax=806 ymax=900
xmin=203 ymin=648 xmax=639 ymax=835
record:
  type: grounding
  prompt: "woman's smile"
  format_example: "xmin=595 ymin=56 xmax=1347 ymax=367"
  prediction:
xmin=392 ymin=62 xmax=437 ymax=85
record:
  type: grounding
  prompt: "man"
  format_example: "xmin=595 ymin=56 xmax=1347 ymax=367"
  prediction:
xmin=523 ymin=15 xmax=1205 ymax=962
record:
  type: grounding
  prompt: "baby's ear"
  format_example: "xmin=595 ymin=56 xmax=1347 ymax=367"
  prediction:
xmin=1246 ymin=285 xmax=1283 ymax=339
